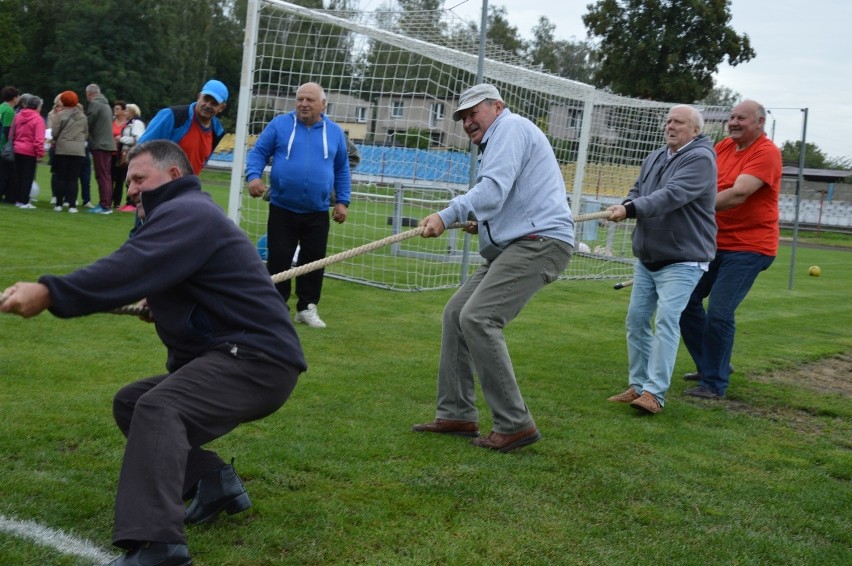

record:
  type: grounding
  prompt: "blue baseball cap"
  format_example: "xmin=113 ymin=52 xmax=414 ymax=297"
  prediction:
xmin=200 ymin=79 xmax=229 ymax=104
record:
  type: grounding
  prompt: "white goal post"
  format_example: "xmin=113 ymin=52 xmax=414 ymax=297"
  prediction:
xmin=227 ymin=0 xmax=729 ymax=291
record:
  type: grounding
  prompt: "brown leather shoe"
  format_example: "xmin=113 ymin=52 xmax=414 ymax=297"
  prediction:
xmin=607 ymin=387 xmax=640 ymax=403
xmin=412 ymin=418 xmax=479 ymax=437
xmin=630 ymin=391 xmax=662 ymax=414
xmin=471 ymin=427 xmax=541 ymax=453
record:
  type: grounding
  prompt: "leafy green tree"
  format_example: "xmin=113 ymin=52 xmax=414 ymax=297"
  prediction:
xmin=583 ymin=0 xmax=755 ymax=101
xmin=1 ymin=0 xmax=243 ymax=128
xmin=484 ymin=5 xmax=525 ymax=58
xmin=696 ymin=81 xmax=741 ymax=107
xmin=781 ymin=140 xmax=830 ymax=169
xmin=528 ymin=16 xmax=596 ymax=84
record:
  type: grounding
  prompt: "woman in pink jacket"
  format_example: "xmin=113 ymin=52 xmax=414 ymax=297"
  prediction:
xmin=12 ymin=94 xmax=46 ymax=209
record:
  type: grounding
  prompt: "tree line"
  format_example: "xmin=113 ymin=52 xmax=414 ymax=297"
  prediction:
xmin=2 ymin=0 xmax=846 ymax=169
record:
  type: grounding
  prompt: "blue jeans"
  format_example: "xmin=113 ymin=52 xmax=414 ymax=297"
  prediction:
xmin=626 ymin=262 xmax=704 ymax=405
xmin=680 ymin=250 xmax=775 ymax=396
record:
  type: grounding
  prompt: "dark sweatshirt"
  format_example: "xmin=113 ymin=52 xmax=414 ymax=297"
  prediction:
xmin=40 ymin=175 xmax=306 ymax=373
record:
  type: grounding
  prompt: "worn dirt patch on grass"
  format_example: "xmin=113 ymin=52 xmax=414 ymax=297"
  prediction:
xmin=750 ymin=353 xmax=852 ymax=397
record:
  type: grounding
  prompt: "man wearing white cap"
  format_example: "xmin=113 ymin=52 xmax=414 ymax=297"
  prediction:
xmin=413 ymin=83 xmax=575 ymax=453
xmin=139 ymin=79 xmax=228 ymax=175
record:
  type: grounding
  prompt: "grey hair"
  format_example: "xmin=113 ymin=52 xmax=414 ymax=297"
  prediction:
xmin=85 ymin=84 xmax=100 ymax=95
xmin=24 ymin=95 xmax=43 ymax=110
xmin=297 ymin=82 xmax=326 ymax=102
xmin=128 ymin=140 xmax=193 ymax=177
xmin=670 ymin=104 xmax=704 ymax=132
xmin=741 ymin=99 xmax=767 ymax=120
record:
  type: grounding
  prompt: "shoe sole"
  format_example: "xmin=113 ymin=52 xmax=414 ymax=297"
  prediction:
xmin=498 ymin=430 xmax=542 ymax=453
xmin=412 ymin=427 xmax=480 ymax=438
xmin=471 ymin=430 xmax=542 ymax=453
xmin=630 ymin=402 xmax=661 ymax=414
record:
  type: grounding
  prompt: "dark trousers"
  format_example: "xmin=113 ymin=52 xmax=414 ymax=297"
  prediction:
xmin=53 ymin=154 xmax=84 ymax=207
xmin=0 ymin=158 xmax=15 ymax=203
xmin=13 ymin=153 xmax=37 ymax=204
xmin=91 ymin=149 xmax=112 ymax=208
xmin=266 ymin=205 xmax=330 ymax=312
xmin=110 ymin=344 xmax=300 ymax=549
xmin=111 ymin=153 xmax=127 ymax=207
xmin=679 ymin=250 xmax=775 ymax=395
xmin=79 ymin=147 xmax=91 ymax=204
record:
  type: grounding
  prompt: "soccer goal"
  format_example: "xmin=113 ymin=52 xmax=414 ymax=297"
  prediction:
xmin=227 ymin=0 xmax=728 ymax=291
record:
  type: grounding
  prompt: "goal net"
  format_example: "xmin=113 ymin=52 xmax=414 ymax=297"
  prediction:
xmin=227 ymin=0 xmax=728 ymax=291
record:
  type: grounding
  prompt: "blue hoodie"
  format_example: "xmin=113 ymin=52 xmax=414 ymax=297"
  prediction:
xmin=245 ymin=111 xmax=351 ymax=213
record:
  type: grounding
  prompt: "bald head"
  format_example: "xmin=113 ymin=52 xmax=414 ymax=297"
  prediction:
xmin=727 ymin=100 xmax=766 ymax=149
xmin=295 ymin=82 xmax=327 ymax=126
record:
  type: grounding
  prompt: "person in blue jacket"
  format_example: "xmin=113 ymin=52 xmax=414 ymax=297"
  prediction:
xmin=129 ymin=79 xmax=228 ymax=237
xmin=1 ymin=140 xmax=305 ymax=566
xmin=245 ymin=82 xmax=351 ymax=329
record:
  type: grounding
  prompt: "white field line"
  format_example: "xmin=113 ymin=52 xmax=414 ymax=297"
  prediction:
xmin=0 ymin=514 xmax=117 ymax=564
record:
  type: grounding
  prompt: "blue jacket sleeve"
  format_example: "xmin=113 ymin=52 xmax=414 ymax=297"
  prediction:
xmin=245 ymin=118 xmax=280 ymax=182
xmin=139 ymin=108 xmax=176 ymax=144
xmin=332 ymin=132 xmax=351 ymax=205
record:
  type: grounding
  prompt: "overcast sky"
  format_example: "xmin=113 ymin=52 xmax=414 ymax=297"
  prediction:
xmin=442 ymin=0 xmax=851 ymax=161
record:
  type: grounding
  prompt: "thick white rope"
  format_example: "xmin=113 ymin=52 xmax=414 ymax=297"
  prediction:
xmin=1 ymin=211 xmax=612 ymax=317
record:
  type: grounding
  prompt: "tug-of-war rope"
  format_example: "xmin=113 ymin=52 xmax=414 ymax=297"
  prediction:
xmin=0 ymin=211 xmax=616 ymax=316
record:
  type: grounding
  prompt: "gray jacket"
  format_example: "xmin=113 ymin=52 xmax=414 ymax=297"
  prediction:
xmin=86 ymin=93 xmax=114 ymax=151
xmin=626 ymin=134 xmax=717 ymax=264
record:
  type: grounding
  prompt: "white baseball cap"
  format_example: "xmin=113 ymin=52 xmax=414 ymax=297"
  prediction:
xmin=452 ymin=84 xmax=504 ymax=121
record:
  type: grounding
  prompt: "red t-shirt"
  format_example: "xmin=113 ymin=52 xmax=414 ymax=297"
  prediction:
xmin=178 ymin=117 xmax=214 ymax=175
xmin=715 ymin=134 xmax=782 ymax=255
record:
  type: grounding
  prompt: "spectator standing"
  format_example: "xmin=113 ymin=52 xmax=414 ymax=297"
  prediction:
xmin=11 ymin=94 xmax=45 ymax=209
xmin=605 ymin=105 xmax=717 ymax=414
xmin=0 ymin=86 xmax=21 ymax=204
xmin=50 ymin=91 xmax=89 ymax=213
xmin=46 ymin=94 xmax=63 ymax=206
xmin=245 ymin=82 xmax=351 ymax=329
xmin=85 ymin=83 xmax=115 ymax=214
xmin=680 ymin=100 xmax=782 ymax=400
xmin=0 ymin=140 xmax=306 ymax=566
xmin=110 ymin=100 xmax=128 ymax=209
xmin=130 ymin=80 xmax=228 ymax=237
xmin=117 ymin=103 xmax=146 ymax=211
xmin=411 ymin=84 xmax=575 ymax=452
xmin=138 ymin=79 xmax=227 ymax=175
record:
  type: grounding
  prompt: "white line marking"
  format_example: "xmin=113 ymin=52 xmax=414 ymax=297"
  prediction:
xmin=0 ymin=514 xmax=117 ymax=564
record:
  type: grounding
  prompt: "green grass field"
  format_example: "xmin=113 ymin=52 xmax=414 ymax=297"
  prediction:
xmin=0 ymin=165 xmax=850 ymax=565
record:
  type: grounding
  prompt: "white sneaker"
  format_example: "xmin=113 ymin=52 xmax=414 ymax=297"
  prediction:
xmin=16 ymin=202 xmax=36 ymax=209
xmin=68 ymin=207 xmax=78 ymax=213
xmin=50 ymin=196 xmax=56 ymax=204
xmin=63 ymin=202 xmax=70 ymax=208
xmin=54 ymin=206 xmax=62 ymax=212
xmin=295 ymin=304 xmax=326 ymax=328
xmin=84 ymin=201 xmax=95 ymax=208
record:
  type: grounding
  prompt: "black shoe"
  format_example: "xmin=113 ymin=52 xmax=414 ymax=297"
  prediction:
xmin=185 ymin=459 xmax=252 ymax=525
xmin=684 ymin=385 xmax=724 ymax=399
xmin=106 ymin=542 xmax=191 ymax=566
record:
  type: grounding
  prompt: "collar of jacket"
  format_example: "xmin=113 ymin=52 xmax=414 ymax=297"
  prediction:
xmin=140 ymin=175 xmax=202 ymax=217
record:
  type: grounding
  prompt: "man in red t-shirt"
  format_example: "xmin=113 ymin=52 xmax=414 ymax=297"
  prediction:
xmin=679 ymin=100 xmax=782 ymax=399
